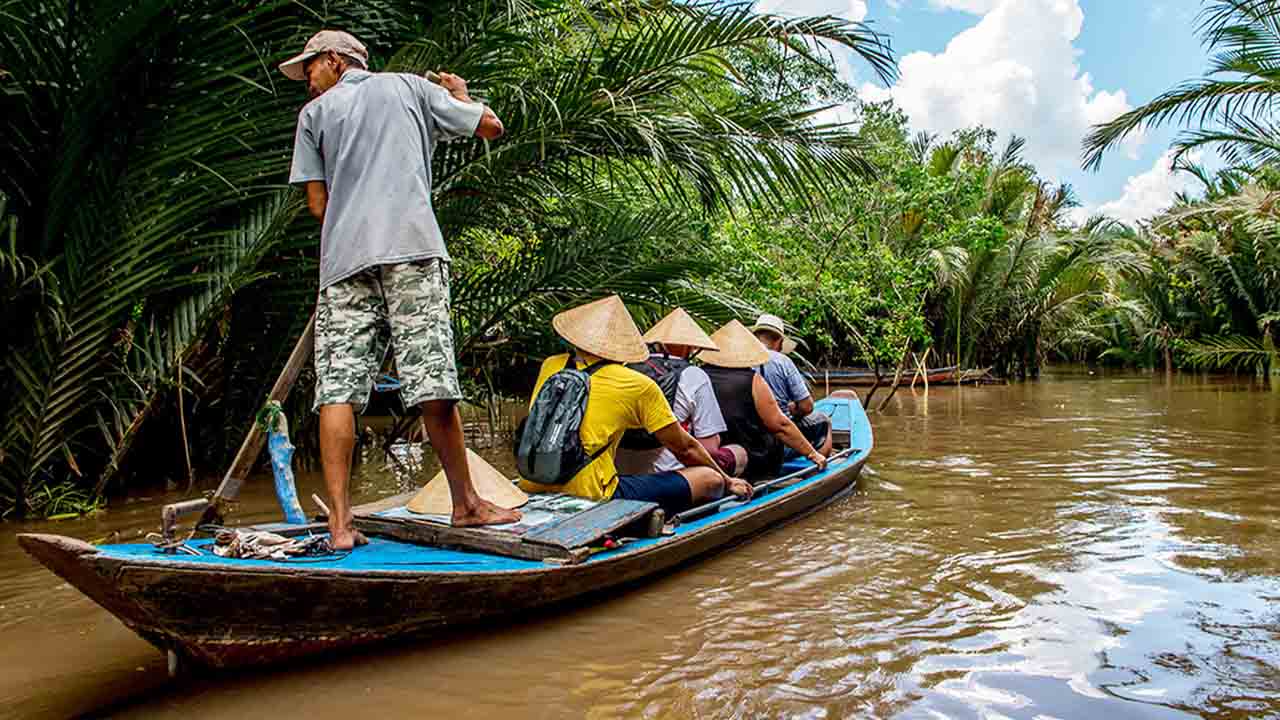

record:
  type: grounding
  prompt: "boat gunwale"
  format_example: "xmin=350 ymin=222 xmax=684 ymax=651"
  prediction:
xmin=27 ymin=453 xmax=866 ymax=582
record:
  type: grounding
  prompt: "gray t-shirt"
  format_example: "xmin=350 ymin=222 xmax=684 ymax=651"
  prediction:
xmin=288 ymin=69 xmax=485 ymax=289
xmin=758 ymin=349 xmax=811 ymax=412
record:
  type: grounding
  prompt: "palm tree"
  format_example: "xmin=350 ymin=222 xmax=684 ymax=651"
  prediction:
xmin=1082 ymin=0 xmax=1280 ymax=169
xmin=919 ymin=133 xmax=1121 ymax=376
xmin=0 ymin=0 xmax=896 ymax=515
xmin=1157 ymin=184 xmax=1280 ymax=374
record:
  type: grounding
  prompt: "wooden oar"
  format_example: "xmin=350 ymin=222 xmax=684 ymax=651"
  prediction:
xmin=159 ymin=313 xmax=316 ymax=537
xmin=672 ymin=447 xmax=857 ymax=526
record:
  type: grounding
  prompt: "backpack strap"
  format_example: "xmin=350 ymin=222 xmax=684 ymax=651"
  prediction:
xmin=576 ymin=358 xmax=613 ymax=375
xmin=583 ymin=438 xmax=611 ymax=465
xmin=574 ymin=357 xmax=614 ymax=467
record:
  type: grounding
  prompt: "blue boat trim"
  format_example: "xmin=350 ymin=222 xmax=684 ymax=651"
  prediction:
xmin=95 ymin=398 xmax=873 ymax=575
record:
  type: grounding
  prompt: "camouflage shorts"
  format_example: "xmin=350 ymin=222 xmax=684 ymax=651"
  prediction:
xmin=314 ymin=259 xmax=461 ymax=411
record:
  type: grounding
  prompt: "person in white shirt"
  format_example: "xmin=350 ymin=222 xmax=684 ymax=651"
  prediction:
xmin=615 ymin=308 xmax=749 ymax=477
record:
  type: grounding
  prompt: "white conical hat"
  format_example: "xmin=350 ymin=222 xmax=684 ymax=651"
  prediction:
xmin=551 ymin=295 xmax=648 ymax=363
xmin=700 ymin=320 xmax=770 ymax=369
xmin=407 ymin=448 xmax=528 ymax=515
xmin=642 ymin=308 xmax=719 ymax=351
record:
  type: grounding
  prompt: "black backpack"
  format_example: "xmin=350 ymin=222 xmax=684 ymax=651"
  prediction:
xmin=515 ymin=359 xmax=611 ymax=485
xmin=619 ymin=355 xmax=689 ymax=450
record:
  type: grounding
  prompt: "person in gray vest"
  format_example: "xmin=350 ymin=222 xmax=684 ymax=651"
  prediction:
xmin=750 ymin=314 xmax=833 ymax=456
xmin=281 ymin=30 xmax=517 ymax=548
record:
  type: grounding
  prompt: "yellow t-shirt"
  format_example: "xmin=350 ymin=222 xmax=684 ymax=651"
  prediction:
xmin=518 ymin=354 xmax=678 ymax=500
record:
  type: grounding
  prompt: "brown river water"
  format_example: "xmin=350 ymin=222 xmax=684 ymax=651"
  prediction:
xmin=2 ymin=368 xmax=1278 ymax=719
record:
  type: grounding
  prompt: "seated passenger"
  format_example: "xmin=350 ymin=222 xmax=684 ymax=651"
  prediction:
xmin=615 ymin=308 xmax=747 ymax=477
xmin=750 ymin=314 xmax=833 ymax=456
xmin=518 ymin=296 xmax=752 ymax=515
xmin=701 ymin=320 xmax=828 ymax=480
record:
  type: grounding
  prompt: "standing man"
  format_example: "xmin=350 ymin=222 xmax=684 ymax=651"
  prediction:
xmin=281 ymin=30 xmax=518 ymax=548
xmin=750 ymin=314 xmax=833 ymax=456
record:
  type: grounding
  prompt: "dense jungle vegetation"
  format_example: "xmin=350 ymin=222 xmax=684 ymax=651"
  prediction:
xmin=1 ymin=0 xmax=1276 ymax=518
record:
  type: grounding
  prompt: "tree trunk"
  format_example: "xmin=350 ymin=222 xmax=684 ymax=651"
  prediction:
xmin=876 ymin=340 xmax=914 ymax=413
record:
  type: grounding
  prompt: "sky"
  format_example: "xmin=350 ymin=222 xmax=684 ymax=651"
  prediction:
xmin=753 ymin=0 xmax=1212 ymax=224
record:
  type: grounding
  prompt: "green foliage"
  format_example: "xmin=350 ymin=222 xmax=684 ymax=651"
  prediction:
xmin=708 ymin=104 xmax=1114 ymax=379
xmin=0 ymin=0 xmax=896 ymax=517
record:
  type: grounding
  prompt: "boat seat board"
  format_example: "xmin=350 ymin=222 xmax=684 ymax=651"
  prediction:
xmin=813 ymin=397 xmax=853 ymax=434
xmin=350 ymin=493 xmax=628 ymax=563
xmin=353 ymin=514 xmax=589 ymax=563
xmin=521 ymin=499 xmax=658 ymax=549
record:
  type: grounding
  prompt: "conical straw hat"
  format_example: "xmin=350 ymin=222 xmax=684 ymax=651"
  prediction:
xmin=407 ymin=448 xmax=528 ymax=515
xmin=551 ymin=295 xmax=648 ymax=363
xmin=642 ymin=308 xmax=719 ymax=351
xmin=699 ymin=320 xmax=770 ymax=369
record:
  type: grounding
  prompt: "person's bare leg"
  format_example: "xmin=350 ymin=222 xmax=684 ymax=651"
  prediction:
xmin=678 ymin=466 xmax=725 ymax=505
xmin=818 ymin=422 xmax=833 ymax=456
xmin=419 ymin=399 xmax=521 ymax=526
xmin=320 ymin=403 xmax=366 ymax=549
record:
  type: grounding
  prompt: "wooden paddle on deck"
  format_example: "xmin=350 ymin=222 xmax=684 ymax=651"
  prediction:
xmin=160 ymin=313 xmax=316 ymax=535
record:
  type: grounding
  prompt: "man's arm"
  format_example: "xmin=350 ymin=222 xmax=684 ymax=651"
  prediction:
xmin=753 ymin=375 xmax=826 ymax=468
xmin=696 ymin=433 xmax=721 ymax=454
xmin=784 ymin=356 xmax=815 ymax=417
xmin=793 ymin=396 xmax=815 ymax=417
xmin=305 ymin=181 xmax=328 ymax=222
xmin=437 ymin=72 xmax=504 ymax=140
xmin=653 ymin=423 xmax=751 ymax=500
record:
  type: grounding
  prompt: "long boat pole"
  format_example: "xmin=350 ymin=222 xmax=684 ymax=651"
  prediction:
xmin=211 ymin=312 xmax=316 ymax=506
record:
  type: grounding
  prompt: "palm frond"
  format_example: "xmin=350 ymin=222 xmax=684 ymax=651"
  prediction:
xmin=1183 ymin=334 xmax=1274 ymax=371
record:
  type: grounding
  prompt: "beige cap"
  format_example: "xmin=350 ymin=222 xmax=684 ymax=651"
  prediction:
xmin=279 ymin=30 xmax=369 ymax=81
xmin=642 ymin=308 xmax=719 ymax=351
xmin=406 ymin=448 xmax=528 ymax=516
xmin=552 ymin=295 xmax=649 ymax=363
xmin=750 ymin=313 xmax=798 ymax=354
xmin=700 ymin=320 xmax=770 ymax=369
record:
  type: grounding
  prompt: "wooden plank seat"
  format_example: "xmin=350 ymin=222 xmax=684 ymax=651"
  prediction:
xmin=521 ymin=499 xmax=659 ymax=549
xmin=341 ymin=493 xmax=663 ymax=565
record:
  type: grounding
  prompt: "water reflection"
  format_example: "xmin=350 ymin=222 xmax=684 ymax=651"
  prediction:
xmin=0 ymin=370 xmax=1278 ymax=719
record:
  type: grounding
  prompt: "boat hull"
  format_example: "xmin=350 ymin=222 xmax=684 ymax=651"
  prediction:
xmin=18 ymin=458 xmax=863 ymax=668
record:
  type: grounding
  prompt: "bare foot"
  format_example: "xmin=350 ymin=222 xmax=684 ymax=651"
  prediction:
xmin=330 ymin=526 xmax=369 ymax=551
xmin=452 ymin=498 xmax=521 ymax=527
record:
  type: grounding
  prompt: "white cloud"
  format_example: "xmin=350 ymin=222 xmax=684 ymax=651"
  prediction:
xmin=859 ymin=0 xmax=1142 ymax=175
xmin=755 ymin=0 xmax=868 ymax=22
xmin=1085 ymin=150 xmax=1200 ymax=225
xmin=928 ymin=0 xmax=1000 ymax=12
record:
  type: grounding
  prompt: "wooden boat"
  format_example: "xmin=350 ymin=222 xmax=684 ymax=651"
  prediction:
xmin=19 ymin=397 xmax=871 ymax=670
xmin=805 ymin=365 xmax=981 ymax=388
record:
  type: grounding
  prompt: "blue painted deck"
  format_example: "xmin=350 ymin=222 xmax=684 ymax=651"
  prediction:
xmin=96 ymin=399 xmax=873 ymax=575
